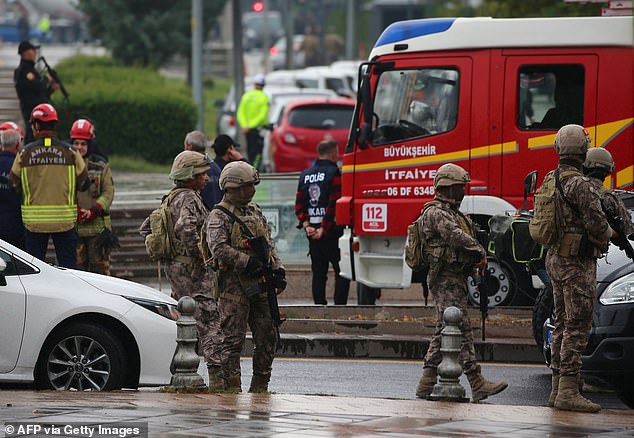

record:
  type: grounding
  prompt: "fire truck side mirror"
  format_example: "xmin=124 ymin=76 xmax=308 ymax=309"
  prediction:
xmin=524 ymin=170 xmax=538 ymax=195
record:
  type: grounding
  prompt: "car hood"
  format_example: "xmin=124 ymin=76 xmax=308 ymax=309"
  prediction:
xmin=69 ymin=270 xmax=176 ymax=304
xmin=597 ymin=242 xmax=634 ymax=284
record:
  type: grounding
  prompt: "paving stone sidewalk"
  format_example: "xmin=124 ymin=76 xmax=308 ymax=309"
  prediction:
xmin=0 ymin=391 xmax=632 ymax=437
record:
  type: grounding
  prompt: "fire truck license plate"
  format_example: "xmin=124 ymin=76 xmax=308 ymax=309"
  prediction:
xmin=362 ymin=203 xmax=387 ymax=232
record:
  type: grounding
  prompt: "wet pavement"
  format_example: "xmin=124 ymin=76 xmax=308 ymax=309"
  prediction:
xmin=0 ymin=390 xmax=632 ymax=437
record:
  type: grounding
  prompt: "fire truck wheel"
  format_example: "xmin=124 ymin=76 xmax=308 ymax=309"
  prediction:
xmin=467 ymin=258 xmax=516 ymax=308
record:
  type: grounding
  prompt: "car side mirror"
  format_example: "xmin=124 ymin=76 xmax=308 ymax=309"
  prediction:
xmin=523 ymin=170 xmax=538 ymax=211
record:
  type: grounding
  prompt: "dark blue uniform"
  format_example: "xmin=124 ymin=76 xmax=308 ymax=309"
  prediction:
xmin=14 ymin=59 xmax=51 ymax=144
xmin=295 ymin=159 xmax=350 ymax=304
xmin=0 ymin=150 xmax=24 ymax=249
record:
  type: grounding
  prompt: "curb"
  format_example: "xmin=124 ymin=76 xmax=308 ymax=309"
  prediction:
xmin=243 ymin=333 xmax=543 ymax=363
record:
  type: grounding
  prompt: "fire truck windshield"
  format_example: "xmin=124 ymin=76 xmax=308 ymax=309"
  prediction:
xmin=372 ymin=68 xmax=459 ymax=145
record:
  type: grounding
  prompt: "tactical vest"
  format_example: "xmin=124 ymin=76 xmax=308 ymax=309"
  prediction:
xmin=18 ymin=137 xmax=81 ymax=233
xmin=297 ymin=159 xmax=339 ymax=227
xmin=77 ymin=155 xmax=112 ymax=237
xmin=423 ymin=200 xmax=477 ymax=267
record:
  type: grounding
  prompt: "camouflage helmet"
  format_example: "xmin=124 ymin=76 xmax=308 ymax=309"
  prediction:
xmin=169 ymin=151 xmax=210 ymax=181
xmin=554 ymin=124 xmax=590 ymax=157
xmin=219 ymin=161 xmax=260 ymax=190
xmin=433 ymin=163 xmax=470 ymax=188
xmin=584 ymin=147 xmax=614 ymax=174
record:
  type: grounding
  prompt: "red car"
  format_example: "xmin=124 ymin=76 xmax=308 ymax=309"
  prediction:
xmin=269 ymin=97 xmax=355 ymax=172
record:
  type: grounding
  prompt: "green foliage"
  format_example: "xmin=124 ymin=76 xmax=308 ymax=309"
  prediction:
xmin=52 ymin=56 xmax=196 ymax=164
xmin=204 ymin=78 xmax=232 ymax=138
xmin=78 ymin=0 xmax=227 ymax=67
xmin=108 ymin=155 xmax=171 ymax=173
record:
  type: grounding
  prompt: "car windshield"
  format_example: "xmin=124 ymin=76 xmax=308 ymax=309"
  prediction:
xmin=372 ymin=68 xmax=459 ymax=144
xmin=288 ymin=105 xmax=353 ymax=129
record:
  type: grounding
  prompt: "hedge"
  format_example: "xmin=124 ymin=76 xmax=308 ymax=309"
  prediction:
xmin=51 ymin=56 xmax=196 ymax=164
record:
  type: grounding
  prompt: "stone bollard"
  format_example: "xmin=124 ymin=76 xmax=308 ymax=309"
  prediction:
xmin=168 ymin=296 xmax=206 ymax=390
xmin=428 ymin=306 xmax=469 ymax=402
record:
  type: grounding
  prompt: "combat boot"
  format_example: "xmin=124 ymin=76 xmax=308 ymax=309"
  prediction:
xmin=554 ymin=375 xmax=600 ymax=413
xmin=415 ymin=367 xmax=437 ymax=399
xmin=548 ymin=372 xmax=559 ymax=407
xmin=466 ymin=365 xmax=508 ymax=403
xmin=207 ymin=366 xmax=226 ymax=393
xmin=248 ymin=374 xmax=270 ymax=393
xmin=225 ymin=374 xmax=242 ymax=393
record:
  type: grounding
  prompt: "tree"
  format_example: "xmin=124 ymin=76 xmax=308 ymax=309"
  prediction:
xmin=430 ymin=0 xmax=598 ymax=18
xmin=79 ymin=0 xmax=227 ymax=67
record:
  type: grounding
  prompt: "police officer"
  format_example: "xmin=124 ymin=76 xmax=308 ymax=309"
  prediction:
xmin=72 ymin=119 xmax=115 ymax=275
xmin=414 ymin=163 xmax=508 ymax=403
xmin=0 ymin=123 xmax=24 ymax=249
xmin=546 ymin=125 xmax=613 ymax=413
xmin=236 ymin=74 xmax=269 ymax=169
xmin=14 ymin=41 xmax=58 ymax=144
xmin=205 ymin=161 xmax=286 ymax=393
xmin=10 ymin=104 xmax=88 ymax=268
xmin=583 ymin=148 xmax=634 ymax=238
xmin=295 ymin=139 xmax=350 ymax=305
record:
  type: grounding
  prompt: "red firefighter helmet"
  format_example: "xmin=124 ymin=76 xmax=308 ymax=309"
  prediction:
xmin=30 ymin=103 xmax=58 ymax=124
xmin=0 ymin=121 xmax=23 ymax=139
xmin=70 ymin=119 xmax=95 ymax=140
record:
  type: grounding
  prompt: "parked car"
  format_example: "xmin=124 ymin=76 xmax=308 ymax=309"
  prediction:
xmin=0 ymin=239 xmax=177 ymax=391
xmin=533 ymin=190 xmax=634 ymax=408
xmin=296 ymin=66 xmax=356 ymax=98
xmin=270 ymin=35 xmax=305 ymax=71
xmin=269 ymin=97 xmax=355 ymax=172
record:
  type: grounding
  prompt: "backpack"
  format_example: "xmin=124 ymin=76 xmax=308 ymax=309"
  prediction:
xmin=404 ymin=201 xmax=439 ymax=271
xmin=529 ymin=169 xmax=577 ymax=247
xmin=144 ymin=189 xmax=188 ymax=261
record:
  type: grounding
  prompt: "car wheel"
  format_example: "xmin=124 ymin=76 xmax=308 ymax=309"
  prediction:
xmin=467 ymin=258 xmax=516 ymax=307
xmin=36 ymin=323 xmax=127 ymax=391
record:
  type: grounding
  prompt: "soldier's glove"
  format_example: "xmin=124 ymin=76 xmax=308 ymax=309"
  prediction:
xmin=272 ymin=268 xmax=287 ymax=289
xmin=246 ymin=257 xmax=265 ymax=278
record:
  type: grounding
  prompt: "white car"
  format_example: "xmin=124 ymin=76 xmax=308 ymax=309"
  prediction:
xmin=0 ymin=239 xmax=177 ymax=390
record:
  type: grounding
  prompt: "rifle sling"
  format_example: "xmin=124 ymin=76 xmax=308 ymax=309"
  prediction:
xmin=213 ymin=204 xmax=255 ymax=238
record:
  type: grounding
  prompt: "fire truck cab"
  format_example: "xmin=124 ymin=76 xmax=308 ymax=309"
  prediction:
xmin=337 ymin=16 xmax=633 ymax=300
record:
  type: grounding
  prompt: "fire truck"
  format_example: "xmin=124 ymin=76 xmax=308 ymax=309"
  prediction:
xmin=336 ymin=16 xmax=633 ymax=305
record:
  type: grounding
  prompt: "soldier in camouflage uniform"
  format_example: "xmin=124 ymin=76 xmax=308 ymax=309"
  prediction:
xmin=142 ymin=151 xmax=218 ymax=370
xmin=583 ymin=148 xmax=634 ymax=238
xmin=546 ymin=125 xmax=613 ymax=413
xmin=205 ymin=161 xmax=286 ymax=393
xmin=415 ymin=163 xmax=508 ymax=403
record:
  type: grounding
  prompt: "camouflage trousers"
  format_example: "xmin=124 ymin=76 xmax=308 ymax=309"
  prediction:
xmin=76 ymin=235 xmax=111 ymax=275
xmin=423 ymin=269 xmax=477 ymax=374
xmin=546 ymin=251 xmax=596 ymax=376
xmin=165 ymin=261 xmax=219 ymax=365
xmin=209 ymin=291 xmax=277 ymax=381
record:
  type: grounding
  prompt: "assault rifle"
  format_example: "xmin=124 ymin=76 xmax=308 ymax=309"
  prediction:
xmin=38 ymin=56 xmax=69 ymax=100
xmin=475 ymin=230 xmax=489 ymax=341
xmin=603 ymin=204 xmax=634 ymax=262
xmin=247 ymin=236 xmax=285 ymax=341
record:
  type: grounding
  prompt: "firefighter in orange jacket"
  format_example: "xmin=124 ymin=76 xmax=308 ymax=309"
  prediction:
xmin=10 ymin=103 xmax=88 ymax=268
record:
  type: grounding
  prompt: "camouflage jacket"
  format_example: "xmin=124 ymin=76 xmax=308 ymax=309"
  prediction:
xmin=554 ymin=164 xmax=611 ymax=252
xmin=168 ymin=188 xmax=208 ymax=261
xmin=420 ymin=196 xmax=485 ymax=274
xmin=77 ymin=155 xmax=114 ymax=237
xmin=587 ymin=177 xmax=634 ymax=237
xmin=206 ymin=201 xmax=282 ymax=296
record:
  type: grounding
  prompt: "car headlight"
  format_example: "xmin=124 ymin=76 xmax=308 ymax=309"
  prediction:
xmin=125 ymin=297 xmax=180 ymax=321
xmin=599 ymin=272 xmax=634 ymax=305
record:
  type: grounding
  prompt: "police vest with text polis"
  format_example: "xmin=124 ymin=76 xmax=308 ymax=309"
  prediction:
xmin=297 ymin=159 xmax=338 ymax=229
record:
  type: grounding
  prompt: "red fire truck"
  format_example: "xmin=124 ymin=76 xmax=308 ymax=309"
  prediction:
xmin=336 ymin=16 xmax=633 ymax=304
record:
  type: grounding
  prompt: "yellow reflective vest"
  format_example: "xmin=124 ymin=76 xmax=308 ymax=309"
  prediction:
xmin=10 ymin=136 xmax=88 ymax=233
xmin=236 ymin=89 xmax=269 ymax=129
